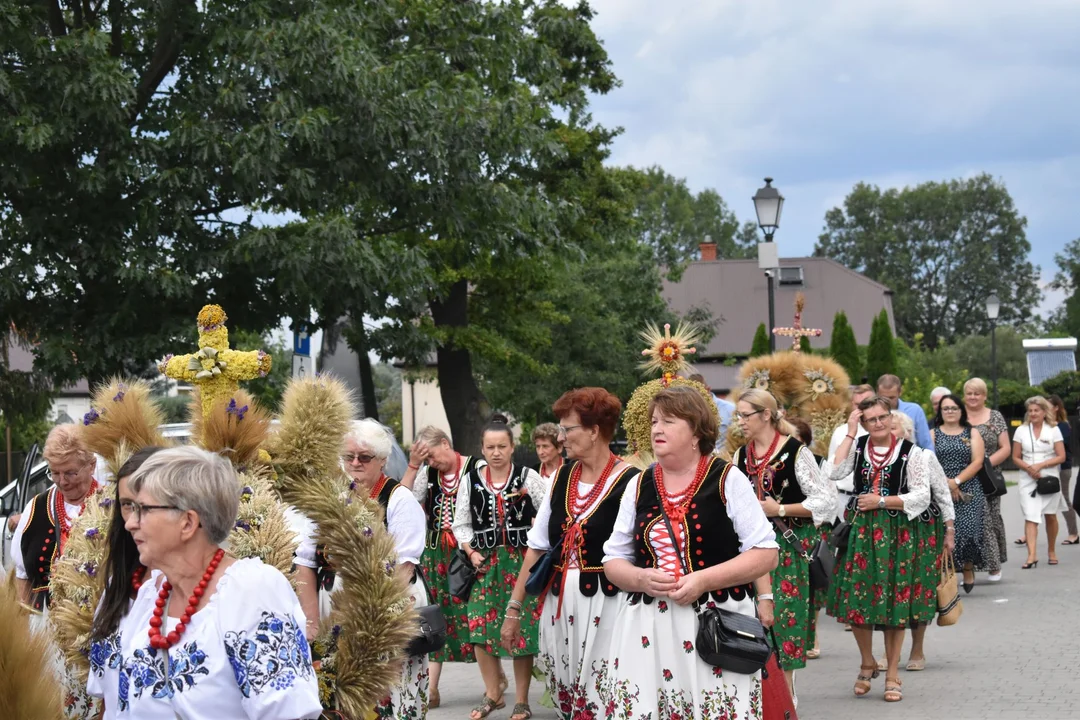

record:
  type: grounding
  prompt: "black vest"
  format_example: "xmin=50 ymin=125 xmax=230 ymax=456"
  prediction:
xmin=842 ymin=437 xmax=917 ymax=518
xmin=733 ymin=436 xmax=811 ymax=528
xmin=631 ymin=458 xmax=754 ymax=605
xmin=316 ymin=477 xmax=406 ymax=591
xmin=21 ymin=487 xmax=61 ymax=611
xmin=423 ymin=456 xmax=480 ymax=549
xmin=466 ymin=464 xmax=537 ymax=550
xmin=545 ymin=462 xmax=638 ymax=598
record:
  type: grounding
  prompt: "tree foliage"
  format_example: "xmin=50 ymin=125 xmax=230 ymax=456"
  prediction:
xmin=829 ymin=311 xmax=861 ymax=383
xmin=750 ymin=324 xmax=770 ymax=358
xmin=1041 ymin=371 xmax=1080 ymax=409
xmin=814 ymin=174 xmax=1040 ymax=345
xmin=866 ymin=310 xmax=897 ymax=387
xmin=1048 ymin=238 xmax=1080 ymax=340
xmin=949 ymin=327 xmax=1030 ymax=385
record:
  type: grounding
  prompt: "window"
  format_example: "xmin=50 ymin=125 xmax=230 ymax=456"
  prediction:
xmin=778 ymin=266 xmax=804 ymax=286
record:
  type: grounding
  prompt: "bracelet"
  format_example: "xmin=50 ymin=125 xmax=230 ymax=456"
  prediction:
xmin=757 ymin=593 xmax=774 ymax=601
xmin=846 ymin=434 xmax=856 ymax=440
xmin=946 ymin=527 xmax=955 ymax=533
xmin=507 ymin=599 xmax=523 ymax=610
xmin=505 ymin=613 xmax=521 ymax=622
xmin=408 ymin=463 xmax=420 ymax=470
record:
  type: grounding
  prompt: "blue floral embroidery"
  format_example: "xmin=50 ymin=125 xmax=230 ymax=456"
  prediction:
xmin=225 ymin=612 xmax=313 ymax=697
xmin=89 ymin=632 xmax=123 ymax=678
xmin=125 ymin=643 xmax=210 ymax=700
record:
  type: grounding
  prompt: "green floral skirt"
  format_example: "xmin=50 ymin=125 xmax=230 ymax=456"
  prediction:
xmin=772 ymin=521 xmax=819 ymax=670
xmin=466 ymin=544 xmax=540 ymax=657
xmin=826 ymin=508 xmax=936 ymax=628
xmin=419 ymin=544 xmax=476 ymax=663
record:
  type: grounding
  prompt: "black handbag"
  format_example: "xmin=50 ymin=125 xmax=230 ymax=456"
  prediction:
xmin=525 ymin=536 xmax=563 ymax=596
xmin=829 ymin=519 xmax=853 ymax=554
xmin=405 ymin=571 xmax=447 ymax=656
xmin=976 ymin=456 xmax=1007 ymax=498
xmin=773 ymin=518 xmax=834 ymax=591
xmin=448 ymin=548 xmax=478 ymax=601
xmin=658 ymin=497 xmax=770 ymax=675
xmin=1034 ymin=476 xmax=1061 ymax=496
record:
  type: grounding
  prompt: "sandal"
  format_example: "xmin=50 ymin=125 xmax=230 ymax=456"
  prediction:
xmin=471 ymin=694 xmax=506 ymax=720
xmin=853 ymin=665 xmax=879 ymax=697
xmin=884 ymin=678 xmax=903 ymax=702
xmin=1063 ymin=536 xmax=1080 ymax=545
xmin=806 ymin=647 xmax=821 ymax=660
xmin=429 ymin=687 xmax=440 ymax=709
xmin=511 ymin=702 xmax=533 ymax=720
xmin=1014 ymin=538 xmax=1027 ymax=545
xmin=906 ymin=657 xmax=925 ymax=671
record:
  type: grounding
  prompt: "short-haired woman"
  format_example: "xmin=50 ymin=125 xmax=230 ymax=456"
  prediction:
xmin=400 ymin=426 xmax=484 ymax=707
xmin=827 ymin=396 xmax=933 ymax=702
xmin=601 ymin=386 xmax=779 ymax=720
xmin=454 ymin=420 xmax=548 ymax=720
xmin=963 ymin=378 xmax=1009 ymax=581
xmin=732 ymin=389 xmax=835 ymax=695
xmin=502 ymin=388 xmax=639 ymax=720
xmin=531 ymin=423 xmax=564 ymax=484
xmin=1012 ymin=396 xmax=1068 ymax=567
xmin=88 ymin=446 xmax=321 ymax=718
xmin=1047 ymin=395 xmax=1077 ymax=545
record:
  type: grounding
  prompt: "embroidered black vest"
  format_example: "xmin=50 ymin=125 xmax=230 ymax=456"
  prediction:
xmin=630 ymin=458 xmax=754 ymax=605
xmin=423 ymin=456 xmax=480 ymax=550
xmin=733 ymin=436 xmax=811 ymax=528
xmin=21 ymin=487 xmax=61 ymax=611
xmin=842 ymin=436 xmax=916 ymax=518
xmin=316 ymin=477 xmax=407 ymax=591
xmin=467 ymin=464 xmax=537 ymax=550
xmin=544 ymin=462 xmax=638 ymax=598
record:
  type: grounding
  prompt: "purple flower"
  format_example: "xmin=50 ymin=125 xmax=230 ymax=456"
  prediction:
xmin=257 ymin=350 xmax=269 ymax=377
xmin=235 ymin=520 xmax=251 ymax=531
xmin=82 ymin=562 xmax=97 ymax=577
xmin=331 ymin=625 xmax=342 ymax=639
xmin=227 ymin=398 xmax=248 ymax=421
xmin=113 ymin=384 xmax=127 ymax=403
xmin=99 ymin=497 xmax=113 ymax=509
xmin=85 ymin=528 xmax=100 ymax=539
xmin=83 ymin=408 xmax=100 ymax=426
xmin=384 ymin=560 xmax=396 ymax=575
xmin=362 ymin=526 xmax=373 ymax=538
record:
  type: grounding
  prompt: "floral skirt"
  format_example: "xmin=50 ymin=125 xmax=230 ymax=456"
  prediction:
xmin=466 ymin=544 xmax=540 ymax=657
xmin=807 ymin=522 xmax=833 ymax=651
xmin=538 ymin=570 xmax=620 ymax=720
xmin=771 ymin=522 xmax=819 ymax=670
xmin=597 ymin=595 xmax=762 ymax=720
xmin=419 ymin=544 xmax=476 ymax=663
xmin=826 ymin=509 xmax=936 ymax=628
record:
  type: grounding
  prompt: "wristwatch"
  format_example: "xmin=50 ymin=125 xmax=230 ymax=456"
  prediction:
xmin=778 ymin=504 xmax=787 ymax=518
xmin=877 ymin=497 xmax=886 ymax=509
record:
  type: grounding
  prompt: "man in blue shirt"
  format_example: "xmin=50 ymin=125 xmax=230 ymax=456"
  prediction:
xmin=690 ymin=374 xmax=735 ymax=449
xmin=876 ymin=374 xmax=932 ymax=449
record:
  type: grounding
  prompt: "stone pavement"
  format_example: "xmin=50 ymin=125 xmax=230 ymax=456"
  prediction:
xmin=430 ymin=471 xmax=1080 ymax=720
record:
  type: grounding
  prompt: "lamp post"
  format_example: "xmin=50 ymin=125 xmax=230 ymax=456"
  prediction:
xmin=986 ymin=293 xmax=1000 ymax=409
xmin=753 ymin=178 xmax=785 ymax=352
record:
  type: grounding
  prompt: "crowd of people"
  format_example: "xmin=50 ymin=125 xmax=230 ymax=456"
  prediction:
xmin=8 ymin=370 xmax=1076 ymax=720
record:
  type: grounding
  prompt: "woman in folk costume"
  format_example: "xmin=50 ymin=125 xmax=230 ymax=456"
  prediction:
xmin=292 ymin=419 xmax=431 ymax=720
xmin=453 ymin=418 xmax=548 ymax=720
xmin=501 ymin=388 xmax=639 ymax=720
xmin=601 ymin=386 xmax=779 ymax=720
xmin=826 ymin=396 xmax=933 ymax=703
xmin=731 ymin=389 xmax=835 ymax=699
xmin=400 ymin=425 xmax=484 ymax=707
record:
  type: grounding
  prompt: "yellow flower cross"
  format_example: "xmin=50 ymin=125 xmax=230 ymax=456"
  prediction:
xmin=158 ymin=305 xmax=272 ymax=419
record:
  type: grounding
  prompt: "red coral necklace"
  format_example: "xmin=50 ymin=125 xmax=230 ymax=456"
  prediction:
xmin=55 ymin=480 xmax=98 ymax=554
xmin=148 ymin=548 xmax=224 ymax=650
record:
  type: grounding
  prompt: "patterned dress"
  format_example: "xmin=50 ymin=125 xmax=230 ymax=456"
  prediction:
xmin=412 ymin=456 xmax=481 ymax=664
xmin=453 ymin=463 xmax=548 ymax=657
xmin=972 ymin=411 xmax=1008 ymax=572
xmin=86 ymin=559 xmax=320 ymax=719
xmin=598 ymin=458 xmax=779 ymax=720
xmin=732 ymin=438 xmax=836 ymax=671
xmin=825 ymin=438 xmax=934 ymax=628
xmin=911 ymin=449 xmax=955 ymax=623
xmin=935 ymin=428 xmax=987 ymax=568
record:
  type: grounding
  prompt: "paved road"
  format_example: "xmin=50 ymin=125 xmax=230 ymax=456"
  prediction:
xmin=430 ymin=471 xmax=1080 ymax=720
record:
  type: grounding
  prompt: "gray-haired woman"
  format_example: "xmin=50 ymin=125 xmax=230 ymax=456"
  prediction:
xmin=87 ymin=446 xmax=320 ymax=719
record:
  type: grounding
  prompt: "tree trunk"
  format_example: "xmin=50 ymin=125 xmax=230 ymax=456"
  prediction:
xmin=430 ymin=279 xmax=489 ymax=454
xmin=340 ymin=315 xmax=380 ymax=420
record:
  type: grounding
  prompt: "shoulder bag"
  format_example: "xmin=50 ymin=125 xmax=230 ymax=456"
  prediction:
xmin=657 ymin=493 xmax=770 ymax=675
xmin=405 ymin=570 xmax=448 ymax=656
xmin=975 ymin=455 xmax=1007 ymax=498
xmin=448 ymin=548 xmax=479 ymax=601
xmin=525 ymin=535 xmax=563 ymax=596
xmin=772 ymin=517 xmax=834 ymax=591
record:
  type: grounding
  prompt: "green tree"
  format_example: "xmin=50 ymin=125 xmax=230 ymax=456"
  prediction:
xmin=373 ymin=364 xmax=403 ymax=442
xmin=0 ymin=333 xmax=55 ymax=454
xmin=949 ymin=327 xmax=1030 ymax=385
xmin=750 ymin=324 xmax=771 ymax=358
xmin=1041 ymin=371 xmax=1080 ymax=408
xmin=1048 ymin=238 xmax=1080 ymax=341
xmin=814 ymin=175 xmax=1040 ymax=345
xmin=232 ymin=330 xmax=292 ymax=413
xmin=799 ymin=336 xmax=813 ymax=354
xmin=866 ymin=310 xmax=897 ymax=387
xmin=829 ymin=311 xmax=862 ymax=383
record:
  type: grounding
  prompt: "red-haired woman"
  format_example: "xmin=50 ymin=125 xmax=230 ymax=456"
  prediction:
xmin=501 ymin=388 xmax=639 ymax=720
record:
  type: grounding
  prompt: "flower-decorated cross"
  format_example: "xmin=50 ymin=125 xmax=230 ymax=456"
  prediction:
xmin=158 ymin=305 xmax=272 ymax=419
xmin=772 ymin=293 xmax=822 ymax=353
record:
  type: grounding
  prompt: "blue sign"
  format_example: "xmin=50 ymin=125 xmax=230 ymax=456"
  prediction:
xmin=293 ymin=325 xmax=311 ymax=356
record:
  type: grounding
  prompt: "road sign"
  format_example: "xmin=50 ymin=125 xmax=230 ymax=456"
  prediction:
xmin=292 ymin=354 xmax=311 ymax=380
xmin=293 ymin=327 xmax=311 ymax=356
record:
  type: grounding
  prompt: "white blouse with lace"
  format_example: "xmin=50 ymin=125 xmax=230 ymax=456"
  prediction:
xmin=920 ymin=449 xmax=956 ymax=522
xmin=86 ymin=558 xmax=320 ymax=720
xmin=791 ymin=444 xmax=838 ymax=526
xmin=452 ymin=463 xmax=549 ymax=546
xmin=827 ymin=441 xmax=932 ymax=520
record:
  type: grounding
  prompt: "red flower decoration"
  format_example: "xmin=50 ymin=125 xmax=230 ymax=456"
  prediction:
xmin=780 ymin=580 xmax=796 ymax=596
xmin=898 ymin=528 xmax=911 ymax=544
xmin=873 ymin=527 xmax=885 ymax=542
xmin=683 ymin=640 xmax=694 ymax=653
xmin=782 ymin=640 xmax=797 ymax=656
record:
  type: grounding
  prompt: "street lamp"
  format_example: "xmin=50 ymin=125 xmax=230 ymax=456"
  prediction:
xmin=986 ymin=293 xmax=1000 ymax=409
xmin=753 ymin=178 xmax=785 ymax=352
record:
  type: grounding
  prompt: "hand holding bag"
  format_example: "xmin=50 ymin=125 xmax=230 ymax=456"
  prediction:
xmin=976 ymin=455 xmax=1007 ymax=498
xmin=406 ymin=570 xmax=448 ymax=656
xmin=525 ymin=536 xmax=563 ymax=596
xmin=936 ymin=551 xmax=963 ymax=627
xmin=772 ymin=517 xmax=834 ymax=591
xmin=448 ymin=548 xmax=479 ymax=601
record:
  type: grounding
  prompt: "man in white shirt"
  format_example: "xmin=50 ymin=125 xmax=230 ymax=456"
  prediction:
xmin=825 ymin=384 xmax=876 ymax=521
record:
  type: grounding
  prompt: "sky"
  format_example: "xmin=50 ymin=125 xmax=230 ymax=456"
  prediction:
xmin=580 ymin=0 xmax=1080 ymax=318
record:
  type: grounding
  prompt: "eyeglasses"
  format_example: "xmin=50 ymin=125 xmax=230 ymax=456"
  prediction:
xmin=120 ymin=500 xmax=180 ymax=522
xmin=736 ymin=410 xmax=763 ymax=420
xmin=341 ymin=453 xmax=377 ymax=465
xmin=556 ymin=425 xmax=582 ymax=436
xmin=46 ymin=462 xmax=93 ymax=483
xmin=940 ymin=406 xmax=962 ymax=413
xmin=862 ymin=415 xmax=890 ymax=426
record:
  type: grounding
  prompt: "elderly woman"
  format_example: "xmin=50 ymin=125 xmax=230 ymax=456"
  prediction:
xmin=827 ymin=396 xmax=932 ymax=703
xmin=1013 ymin=396 xmax=1068 ymax=568
xmin=502 ymin=388 xmax=639 ymax=720
xmin=963 ymin=378 xmax=1009 ymax=581
xmin=601 ymin=386 xmax=779 ymax=720
xmin=400 ymin=426 xmax=484 ymax=708
xmin=12 ymin=424 xmax=105 ymax=616
xmin=531 ymin=422 xmax=564 ymax=485
xmin=86 ymin=445 xmax=320 ymax=718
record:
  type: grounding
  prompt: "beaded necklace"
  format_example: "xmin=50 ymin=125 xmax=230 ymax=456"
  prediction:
xmin=437 ymin=453 xmax=463 ymax=531
xmin=567 ymin=453 xmax=617 ymax=516
xmin=148 ymin=548 xmax=224 ymax=650
xmin=55 ymin=480 xmax=98 ymax=555
xmin=867 ymin=435 xmax=897 ymax=495
xmin=654 ymin=454 xmax=711 ymax=525
xmin=368 ymin=474 xmax=390 ymax=501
